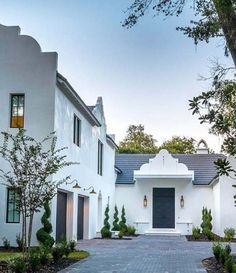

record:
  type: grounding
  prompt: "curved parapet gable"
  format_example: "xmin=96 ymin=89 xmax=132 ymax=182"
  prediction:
xmin=0 ymin=24 xmax=57 ymax=63
xmin=134 ymin=149 xmax=194 ymax=181
xmin=0 ymin=24 xmax=58 ymax=137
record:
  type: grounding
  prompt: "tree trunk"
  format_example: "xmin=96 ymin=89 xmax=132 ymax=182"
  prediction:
xmin=27 ymin=213 xmax=34 ymax=251
xmin=213 ymin=0 xmax=236 ymax=67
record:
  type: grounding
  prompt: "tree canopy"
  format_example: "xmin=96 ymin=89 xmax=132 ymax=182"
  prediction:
xmin=123 ymin=0 xmax=236 ymax=66
xmin=158 ymin=136 xmax=196 ymax=154
xmin=118 ymin=124 xmax=197 ymax=154
xmin=118 ymin=124 xmax=158 ymax=153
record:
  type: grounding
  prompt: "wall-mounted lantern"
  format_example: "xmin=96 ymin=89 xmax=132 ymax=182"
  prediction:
xmin=180 ymin=195 xmax=184 ymax=208
xmin=66 ymin=179 xmax=81 ymax=189
xmin=143 ymin=195 xmax=147 ymax=207
xmin=84 ymin=186 xmax=97 ymax=194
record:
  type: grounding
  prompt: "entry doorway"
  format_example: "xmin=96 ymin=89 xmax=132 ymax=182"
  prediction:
xmin=152 ymin=188 xmax=175 ymax=228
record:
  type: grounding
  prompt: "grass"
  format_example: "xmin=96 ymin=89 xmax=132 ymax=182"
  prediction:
xmin=68 ymin=250 xmax=89 ymax=260
xmin=0 ymin=252 xmax=22 ymax=260
xmin=0 ymin=250 xmax=89 ymax=262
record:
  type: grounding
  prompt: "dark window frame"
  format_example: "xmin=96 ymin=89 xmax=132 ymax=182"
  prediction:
xmin=6 ymin=188 xmax=20 ymax=224
xmin=10 ymin=94 xmax=25 ymax=128
xmin=97 ymin=140 xmax=103 ymax=176
xmin=73 ymin=114 xmax=81 ymax=147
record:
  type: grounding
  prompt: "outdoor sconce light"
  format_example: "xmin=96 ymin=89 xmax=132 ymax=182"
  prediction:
xmin=143 ymin=195 xmax=147 ymax=207
xmin=66 ymin=179 xmax=81 ymax=189
xmin=180 ymin=195 xmax=184 ymax=208
xmin=84 ymin=186 xmax=97 ymax=195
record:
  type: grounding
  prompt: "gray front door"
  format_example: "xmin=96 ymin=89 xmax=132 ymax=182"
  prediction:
xmin=56 ymin=191 xmax=67 ymax=242
xmin=153 ymin=188 xmax=175 ymax=228
xmin=77 ymin=196 xmax=84 ymax=240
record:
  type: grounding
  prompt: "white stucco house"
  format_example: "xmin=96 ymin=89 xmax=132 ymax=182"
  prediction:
xmin=0 ymin=24 xmax=117 ymax=246
xmin=0 ymin=24 xmax=236 ymax=246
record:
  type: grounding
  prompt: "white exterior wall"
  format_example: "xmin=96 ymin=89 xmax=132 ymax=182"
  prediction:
xmin=0 ymin=24 xmax=57 ymax=246
xmin=115 ymin=180 xmax=214 ymax=235
xmin=0 ymin=24 xmax=116 ymax=246
xmin=214 ymin=156 xmax=236 ymax=236
xmin=50 ymin=87 xmax=116 ymax=241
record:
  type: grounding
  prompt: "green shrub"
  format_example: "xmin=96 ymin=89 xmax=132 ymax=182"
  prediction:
xmin=10 ymin=257 xmax=27 ymax=273
xmin=224 ymin=228 xmax=236 ymax=242
xmin=29 ymin=249 xmax=41 ymax=272
xmin=118 ymin=230 xmax=124 ymax=239
xmin=36 ymin=201 xmax=55 ymax=248
xmin=205 ymin=229 xmax=215 ymax=241
xmin=201 ymin=207 xmax=213 ymax=236
xmin=101 ymin=205 xmax=112 ymax=238
xmin=219 ymin=245 xmax=231 ymax=266
xmin=192 ymin=227 xmax=201 ymax=240
xmin=51 ymin=246 xmax=64 ymax=262
xmin=59 ymin=237 xmax=72 ymax=257
xmin=119 ymin=205 xmax=127 ymax=232
xmin=39 ymin=245 xmax=50 ymax=265
xmin=16 ymin=234 xmax=24 ymax=252
xmin=112 ymin=205 xmax=120 ymax=231
xmin=68 ymin=240 xmax=77 ymax=252
xmin=225 ymin=256 xmax=234 ymax=273
xmin=212 ymin=242 xmax=222 ymax=262
xmin=225 ymin=244 xmax=231 ymax=256
xmin=127 ymin=225 xmax=136 ymax=236
xmin=2 ymin=237 xmax=10 ymax=249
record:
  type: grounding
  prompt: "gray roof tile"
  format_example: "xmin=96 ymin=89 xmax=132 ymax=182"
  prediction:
xmin=115 ymin=153 xmax=225 ymax=185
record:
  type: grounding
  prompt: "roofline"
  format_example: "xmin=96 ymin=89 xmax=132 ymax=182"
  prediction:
xmin=57 ymin=72 xmax=101 ymax=127
xmin=208 ymin=174 xmax=219 ymax=186
xmin=106 ymin=134 xmax=119 ymax=149
xmin=115 ymin=166 xmax=122 ymax=174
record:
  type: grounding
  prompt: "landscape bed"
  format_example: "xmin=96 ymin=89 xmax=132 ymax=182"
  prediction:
xmin=202 ymin=256 xmax=236 ymax=273
xmin=0 ymin=250 xmax=89 ymax=273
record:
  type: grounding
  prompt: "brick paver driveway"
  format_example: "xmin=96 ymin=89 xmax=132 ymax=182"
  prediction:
xmin=60 ymin=235 xmax=235 ymax=273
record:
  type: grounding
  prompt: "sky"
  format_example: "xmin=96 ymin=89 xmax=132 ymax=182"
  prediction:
xmin=0 ymin=0 xmax=234 ymax=152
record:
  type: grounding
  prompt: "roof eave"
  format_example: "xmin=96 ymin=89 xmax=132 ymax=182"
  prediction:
xmin=57 ymin=72 xmax=101 ymax=127
xmin=106 ymin=134 xmax=119 ymax=150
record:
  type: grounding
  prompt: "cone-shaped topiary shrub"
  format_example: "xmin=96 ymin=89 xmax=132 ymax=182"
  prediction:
xmin=36 ymin=200 xmax=55 ymax=247
xmin=101 ymin=204 xmax=112 ymax=238
xmin=119 ymin=205 xmax=127 ymax=232
xmin=112 ymin=205 xmax=120 ymax=231
xmin=201 ymin=207 xmax=213 ymax=237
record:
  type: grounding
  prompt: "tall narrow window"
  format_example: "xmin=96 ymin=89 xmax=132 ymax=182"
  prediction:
xmin=10 ymin=94 xmax=25 ymax=128
xmin=6 ymin=189 xmax=20 ymax=223
xmin=73 ymin=115 xmax=81 ymax=147
xmin=98 ymin=140 xmax=103 ymax=176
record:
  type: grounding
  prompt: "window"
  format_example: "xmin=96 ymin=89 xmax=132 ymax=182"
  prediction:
xmin=73 ymin=115 xmax=81 ymax=146
xmin=6 ymin=189 xmax=20 ymax=223
xmin=97 ymin=140 xmax=103 ymax=176
xmin=10 ymin=94 xmax=25 ymax=128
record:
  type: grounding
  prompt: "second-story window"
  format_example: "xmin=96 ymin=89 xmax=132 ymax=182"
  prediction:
xmin=10 ymin=94 xmax=25 ymax=128
xmin=73 ymin=115 xmax=81 ymax=147
xmin=98 ymin=140 xmax=103 ymax=176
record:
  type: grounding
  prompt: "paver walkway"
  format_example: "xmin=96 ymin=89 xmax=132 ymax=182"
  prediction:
xmin=60 ymin=235 xmax=236 ymax=273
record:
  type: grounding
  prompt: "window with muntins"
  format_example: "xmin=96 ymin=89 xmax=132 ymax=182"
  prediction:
xmin=73 ymin=115 xmax=81 ymax=147
xmin=98 ymin=140 xmax=103 ymax=176
xmin=10 ymin=94 xmax=25 ymax=128
xmin=6 ymin=189 xmax=20 ymax=223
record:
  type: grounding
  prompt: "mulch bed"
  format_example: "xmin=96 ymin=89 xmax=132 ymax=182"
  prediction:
xmin=37 ymin=257 xmax=85 ymax=273
xmin=186 ymin=234 xmax=236 ymax=242
xmin=0 ymin=252 xmax=88 ymax=273
xmin=203 ymin=257 xmax=229 ymax=273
